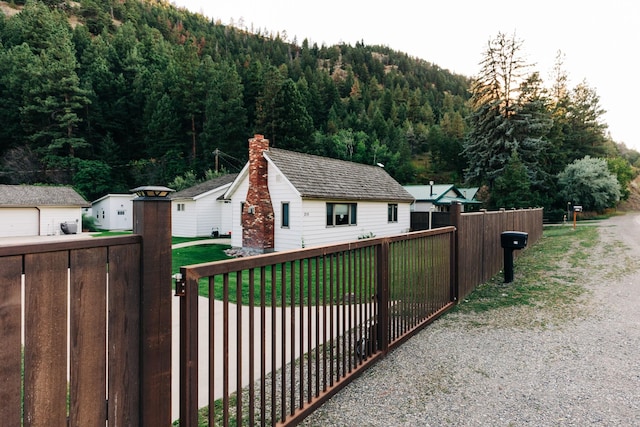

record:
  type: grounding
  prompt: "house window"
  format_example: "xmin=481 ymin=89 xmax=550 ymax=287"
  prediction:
xmin=240 ymin=202 xmax=245 ymax=225
xmin=326 ymin=203 xmax=357 ymax=226
xmin=388 ymin=203 xmax=398 ymax=223
xmin=281 ymin=202 xmax=290 ymax=228
xmin=177 ymin=203 xmax=185 ymax=212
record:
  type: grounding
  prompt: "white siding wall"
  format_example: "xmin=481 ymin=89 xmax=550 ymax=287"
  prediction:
xmin=297 ymin=200 xmax=411 ymax=250
xmin=172 ymin=200 xmax=198 ymax=237
xmin=40 ymin=207 xmax=82 ymax=235
xmin=0 ymin=208 xmax=39 ymax=237
xmin=268 ymin=171 xmax=303 ymax=251
xmin=412 ymin=201 xmax=435 ymax=212
xmin=228 ymin=179 xmax=249 ymax=248
xmin=110 ymin=196 xmax=133 ymax=230
xmin=194 ymin=188 xmax=228 ymax=237
xmin=219 ymin=200 xmax=233 ymax=236
xmin=93 ymin=199 xmax=108 ymax=229
xmin=227 ymin=166 xmax=411 ymax=251
xmin=92 ymin=195 xmax=132 ymax=230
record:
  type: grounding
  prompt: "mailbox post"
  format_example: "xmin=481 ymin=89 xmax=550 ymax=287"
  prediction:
xmin=501 ymin=231 xmax=528 ymax=283
xmin=573 ymin=205 xmax=582 ymax=229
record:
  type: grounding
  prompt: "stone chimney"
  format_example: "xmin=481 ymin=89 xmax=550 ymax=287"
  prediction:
xmin=242 ymin=134 xmax=275 ymax=252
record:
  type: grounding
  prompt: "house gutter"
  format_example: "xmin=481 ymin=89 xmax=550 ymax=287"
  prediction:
xmin=35 ymin=206 xmax=41 ymax=235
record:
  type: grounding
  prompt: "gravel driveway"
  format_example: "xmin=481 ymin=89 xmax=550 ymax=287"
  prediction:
xmin=300 ymin=213 xmax=640 ymax=426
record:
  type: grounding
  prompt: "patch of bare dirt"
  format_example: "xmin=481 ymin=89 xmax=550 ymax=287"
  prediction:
xmin=618 ymin=175 xmax=640 ymax=211
xmin=0 ymin=1 xmax=21 ymax=17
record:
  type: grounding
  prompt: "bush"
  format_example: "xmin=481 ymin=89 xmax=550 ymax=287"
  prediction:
xmin=543 ymin=208 xmax=567 ymax=223
xmin=82 ymin=213 xmax=98 ymax=232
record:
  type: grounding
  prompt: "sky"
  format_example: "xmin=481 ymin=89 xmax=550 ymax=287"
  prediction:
xmin=171 ymin=0 xmax=640 ymax=151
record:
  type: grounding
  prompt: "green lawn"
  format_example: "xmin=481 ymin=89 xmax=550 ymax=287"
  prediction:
xmin=193 ymin=255 xmax=377 ymax=306
xmin=453 ymin=225 xmax=609 ymax=321
xmin=172 ymin=244 xmax=232 ymax=275
xmin=91 ymin=230 xmax=212 ymax=247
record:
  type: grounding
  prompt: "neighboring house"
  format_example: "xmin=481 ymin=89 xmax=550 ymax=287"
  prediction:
xmin=223 ymin=134 xmax=415 ymax=252
xmin=0 ymin=184 xmax=89 ymax=237
xmin=404 ymin=184 xmax=481 ymax=213
xmin=91 ymin=194 xmax=134 ymax=230
xmin=170 ymin=174 xmax=238 ymax=237
xmin=458 ymin=187 xmax=480 ymax=204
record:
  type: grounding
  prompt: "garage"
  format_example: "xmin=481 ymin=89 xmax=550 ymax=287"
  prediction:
xmin=0 ymin=185 xmax=89 ymax=238
xmin=0 ymin=207 xmax=39 ymax=237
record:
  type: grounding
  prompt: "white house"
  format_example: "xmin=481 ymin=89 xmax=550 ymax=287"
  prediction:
xmin=404 ymin=184 xmax=481 ymax=213
xmin=0 ymin=184 xmax=89 ymax=237
xmin=170 ymin=174 xmax=237 ymax=237
xmin=223 ymin=135 xmax=415 ymax=252
xmin=91 ymin=194 xmax=134 ymax=230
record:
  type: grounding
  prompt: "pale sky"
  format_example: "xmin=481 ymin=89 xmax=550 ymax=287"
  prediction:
xmin=172 ymin=0 xmax=640 ymax=151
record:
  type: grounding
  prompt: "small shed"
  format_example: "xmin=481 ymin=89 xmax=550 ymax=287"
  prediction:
xmin=170 ymin=174 xmax=237 ymax=237
xmin=91 ymin=194 xmax=134 ymax=230
xmin=0 ymin=184 xmax=89 ymax=237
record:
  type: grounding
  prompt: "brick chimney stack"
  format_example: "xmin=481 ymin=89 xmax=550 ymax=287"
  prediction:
xmin=242 ymin=134 xmax=274 ymax=252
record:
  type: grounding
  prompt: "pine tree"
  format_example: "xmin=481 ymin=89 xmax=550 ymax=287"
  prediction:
xmin=201 ymin=58 xmax=248 ymax=161
xmin=463 ymin=32 xmax=549 ymax=207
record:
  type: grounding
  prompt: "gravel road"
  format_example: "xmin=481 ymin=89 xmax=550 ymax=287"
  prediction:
xmin=300 ymin=213 xmax=640 ymax=426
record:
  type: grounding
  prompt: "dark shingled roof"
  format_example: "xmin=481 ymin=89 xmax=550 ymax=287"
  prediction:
xmin=264 ymin=148 xmax=414 ymax=202
xmin=171 ymin=174 xmax=238 ymax=199
xmin=0 ymin=184 xmax=89 ymax=207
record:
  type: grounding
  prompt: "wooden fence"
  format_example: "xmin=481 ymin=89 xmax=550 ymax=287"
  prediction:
xmin=451 ymin=206 xmax=544 ymax=299
xmin=0 ymin=235 xmax=142 ymax=426
xmin=0 ymin=197 xmax=174 ymax=427
xmin=177 ymin=227 xmax=456 ymax=426
xmin=0 ymin=200 xmax=542 ymax=426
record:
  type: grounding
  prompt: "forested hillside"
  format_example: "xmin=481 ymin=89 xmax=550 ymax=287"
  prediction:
xmin=0 ymin=0 xmax=637 ymax=218
xmin=0 ymin=0 xmax=470 ymax=199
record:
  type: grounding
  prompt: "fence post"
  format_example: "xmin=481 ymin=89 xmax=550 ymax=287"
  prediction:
xmin=132 ymin=186 xmax=174 ymax=426
xmin=450 ymin=202 xmax=462 ymax=303
xmin=376 ymin=240 xmax=390 ymax=353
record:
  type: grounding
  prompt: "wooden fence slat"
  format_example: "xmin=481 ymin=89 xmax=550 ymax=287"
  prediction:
xmin=108 ymin=243 xmax=141 ymax=425
xmin=24 ymin=252 xmax=68 ymax=427
xmin=69 ymin=247 xmax=108 ymax=426
xmin=0 ymin=256 xmax=23 ymax=426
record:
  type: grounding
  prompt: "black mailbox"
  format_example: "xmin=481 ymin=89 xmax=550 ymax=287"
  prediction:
xmin=501 ymin=231 xmax=528 ymax=249
xmin=501 ymin=231 xmax=528 ymax=283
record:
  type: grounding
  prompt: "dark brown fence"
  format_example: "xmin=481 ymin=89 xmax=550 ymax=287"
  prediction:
xmin=452 ymin=207 xmax=544 ymax=299
xmin=410 ymin=211 xmax=452 ymax=230
xmin=0 ymin=235 xmax=141 ymax=426
xmin=0 ymin=196 xmax=174 ymax=427
xmin=0 ymin=200 xmax=542 ymax=427
xmin=177 ymin=227 xmax=456 ymax=426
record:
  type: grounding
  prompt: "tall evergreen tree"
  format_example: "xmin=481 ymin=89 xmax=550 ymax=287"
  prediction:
xmin=463 ymin=32 xmax=549 ymax=207
xmin=463 ymin=31 xmax=530 ymax=188
xmin=201 ymin=58 xmax=248 ymax=162
xmin=16 ymin=5 xmax=91 ymax=163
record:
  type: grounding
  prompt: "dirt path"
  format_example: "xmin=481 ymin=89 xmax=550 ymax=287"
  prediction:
xmin=300 ymin=212 xmax=640 ymax=426
xmin=588 ymin=212 xmax=640 ymax=320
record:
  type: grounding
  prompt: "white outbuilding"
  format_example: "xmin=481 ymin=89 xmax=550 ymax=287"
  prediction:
xmin=0 ymin=184 xmax=89 ymax=237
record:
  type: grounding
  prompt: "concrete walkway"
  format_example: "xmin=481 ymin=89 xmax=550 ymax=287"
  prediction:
xmin=172 ymin=237 xmax=231 ymax=249
xmin=170 ymin=236 xmax=374 ymax=422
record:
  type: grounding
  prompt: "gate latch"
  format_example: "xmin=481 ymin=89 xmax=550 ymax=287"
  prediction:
xmin=173 ymin=273 xmax=185 ymax=297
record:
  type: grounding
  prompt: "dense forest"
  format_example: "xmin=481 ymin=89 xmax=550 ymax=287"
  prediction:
xmin=0 ymin=0 xmax=637 ymax=219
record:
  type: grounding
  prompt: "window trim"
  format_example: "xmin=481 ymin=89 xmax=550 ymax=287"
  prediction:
xmin=281 ymin=202 xmax=290 ymax=228
xmin=388 ymin=203 xmax=398 ymax=223
xmin=326 ymin=202 xmax=357 ymax=227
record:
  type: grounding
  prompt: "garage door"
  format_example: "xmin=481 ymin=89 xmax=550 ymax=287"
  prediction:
xmin=0 ymin=208 xmax=39 ymax=237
